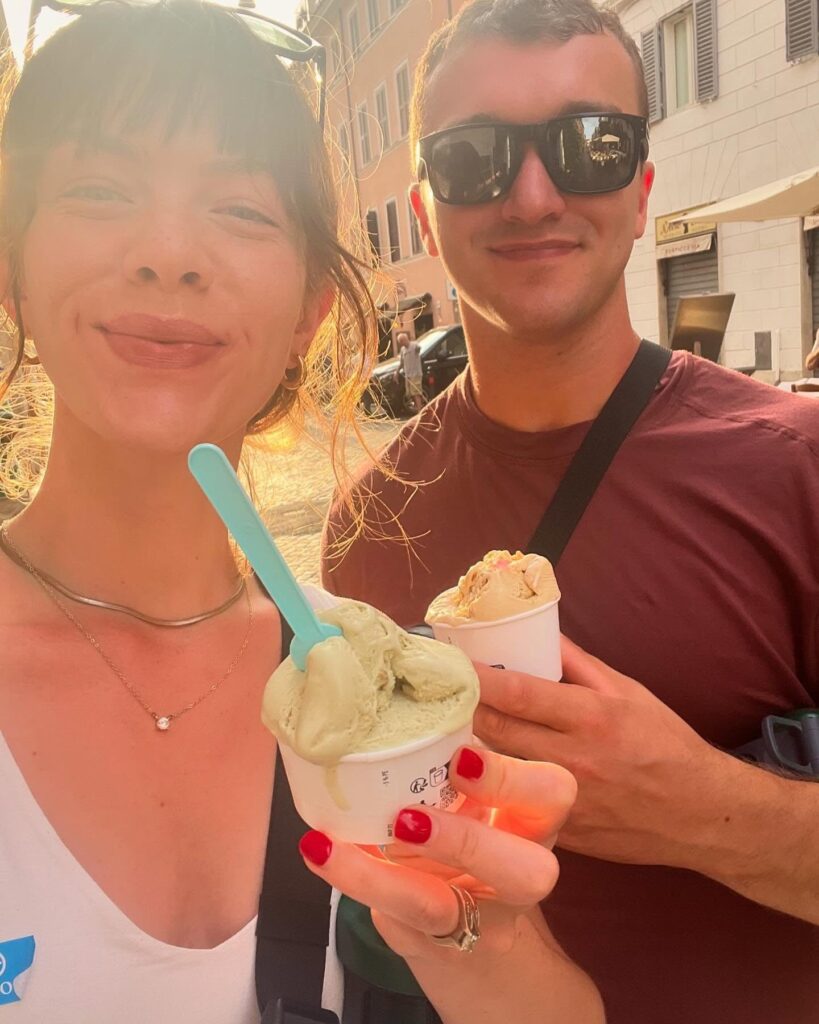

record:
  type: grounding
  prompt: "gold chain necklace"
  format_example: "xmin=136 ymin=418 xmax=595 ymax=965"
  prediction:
xmin=0 ymin=527 xmax=245 ymax=627
xmin=3 ymin=529 xmax=255 ymax=731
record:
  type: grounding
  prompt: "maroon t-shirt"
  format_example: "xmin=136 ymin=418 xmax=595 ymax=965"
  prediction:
xmin=322 ymin=351 xmax=819 ymax=1024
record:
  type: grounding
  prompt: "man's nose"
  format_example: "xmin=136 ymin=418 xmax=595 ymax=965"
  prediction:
xmin=123 ymin=208 xmax=213 ymax=292
xmin=501 ymin=143 xmax=567 ymax=224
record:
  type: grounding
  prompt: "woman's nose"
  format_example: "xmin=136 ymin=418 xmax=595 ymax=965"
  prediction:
xmin=123 ymin=209 xmax=213 ymax=292
xmin=501 ymin=144 xmax=567 ymax=225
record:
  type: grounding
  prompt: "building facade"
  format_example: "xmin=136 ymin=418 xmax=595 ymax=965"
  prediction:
xmin=302 ymin=0 xmax=819 ymax=377
xmin=299 ymin=0 xmax=467 ymax=355
xmin=614 ymin=0 xmax=819 ymax=379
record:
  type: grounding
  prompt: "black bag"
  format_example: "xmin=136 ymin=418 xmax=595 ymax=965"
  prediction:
xmin=255 ymin=340 xmax=672 ymax=1023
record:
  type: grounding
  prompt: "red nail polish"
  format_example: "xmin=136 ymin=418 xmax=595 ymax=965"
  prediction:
xmin=394 ymin=808 xmax=432 ymax=844
xmin=299 ymin=829 xmax=332 ymax=866
xmin=456 ymin=747 xmax=485 ymax=780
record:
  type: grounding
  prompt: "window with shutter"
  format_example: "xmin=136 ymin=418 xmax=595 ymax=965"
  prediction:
xmin=357 ymin=103 xmax=371 ymax=165
xmin=408 ymin=197 xmax=423 ymax=256
xmin=385 ymin=199 xmax=401 ymax=262
xmin=365 ymin=209 xmax=381 ymax=261
xmin=375 ymin=84 xmax=390 ymax=150
xmin=396 ymin=63 xmax=411 ymax=139
xmin=347 ymin=8 xmax=361 ymax=57
xmin=367 ymin=0 xmax=379 ymax=36
xmin=693 ymin=0 xmax=718 ymax=101
xmin=786 ymin=0 xmax=819 ymax=63
xmin=662 ymin=9 xmax=696 ymax=114
xmin=641 ymin=25 xmax=665 ymax=124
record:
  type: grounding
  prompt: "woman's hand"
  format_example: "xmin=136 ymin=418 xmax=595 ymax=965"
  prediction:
xmin=297 ymin=745 xmax=576 ymax=961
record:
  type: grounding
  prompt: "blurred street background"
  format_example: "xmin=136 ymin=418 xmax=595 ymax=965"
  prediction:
xmin=249 ymin=419 xmax=399 ymax=584
xmin=0 ymin=416 xmax=401 ymax=585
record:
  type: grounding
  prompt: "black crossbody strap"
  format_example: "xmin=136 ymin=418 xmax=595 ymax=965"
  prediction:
xmin=255 ymin=618 xmax=335 ymax=1019
xmin=528 ymin=339 xmax=671 ymax=565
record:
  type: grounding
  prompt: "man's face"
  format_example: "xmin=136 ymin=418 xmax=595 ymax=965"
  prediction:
xmin=411 ymin=34 xmax=654 ymax=340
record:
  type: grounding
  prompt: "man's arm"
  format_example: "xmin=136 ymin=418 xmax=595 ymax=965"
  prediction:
xmin=475 ymin=636 xmax=819 ymax=925
xmin=666 ymin=752 xmax=819 ymax=923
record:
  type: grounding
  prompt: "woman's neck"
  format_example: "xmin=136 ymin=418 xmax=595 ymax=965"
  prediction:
xmin=6 ymin=415 xmax=246 ymax=621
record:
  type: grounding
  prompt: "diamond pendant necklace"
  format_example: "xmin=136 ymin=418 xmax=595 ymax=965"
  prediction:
xmin=3 ymin=530 xmax=255 ymax=731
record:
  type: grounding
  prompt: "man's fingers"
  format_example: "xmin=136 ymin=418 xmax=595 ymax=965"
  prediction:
xmin=560 ymin=635 xmax=631 ymax=696
xmin=473 ymin=705 xmax=569 ymax=764
xmin=475 ymin=638 xmax=632 ymax=742
xmin=475 ymin=662 xmax=589 ymax=731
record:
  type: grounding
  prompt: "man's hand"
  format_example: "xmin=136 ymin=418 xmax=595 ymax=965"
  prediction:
xmin=475 ymin=636 xmax=819 ymax=925
xmin=473 ymin=635 xmax=735 ymax=867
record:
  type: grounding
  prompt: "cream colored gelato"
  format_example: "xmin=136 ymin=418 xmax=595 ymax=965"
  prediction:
xmin=261 ymin=599 xmax=479 ymax=766
xmin=426 ymin=549 xmax=560 ymax=626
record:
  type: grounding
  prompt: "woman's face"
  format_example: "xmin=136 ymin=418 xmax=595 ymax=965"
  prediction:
xmin=17 ymin=123 xmax=325 ymax=453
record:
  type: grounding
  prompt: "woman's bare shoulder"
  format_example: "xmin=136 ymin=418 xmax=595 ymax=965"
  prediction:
xmin=0 ymin=554 xmax=41 ymax=624
xmin=0 ymin=555 xmax=60 ymax=701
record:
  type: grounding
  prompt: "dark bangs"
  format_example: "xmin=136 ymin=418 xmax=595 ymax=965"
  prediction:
xmin=1 ymin=0 xmax=325 ymax=240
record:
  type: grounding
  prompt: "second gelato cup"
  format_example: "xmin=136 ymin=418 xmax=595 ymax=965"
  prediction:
xmin=278 ymin=722 xmax=472 ymax=845
xmin=429 ymin=598 xmax=561 ymax=680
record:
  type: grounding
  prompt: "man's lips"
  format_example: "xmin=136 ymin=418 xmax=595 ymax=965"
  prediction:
xmin=488 ymin=239 xmax=579 ymax=255
xmin=97 ymin=314 xmax=225 ymax=346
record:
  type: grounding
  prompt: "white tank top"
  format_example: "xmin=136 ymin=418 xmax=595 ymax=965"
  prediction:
xmin=0 ymin=589 xmax=346 ymax=1021
xmin=0 ymin=732 xmax=344 ymax=1021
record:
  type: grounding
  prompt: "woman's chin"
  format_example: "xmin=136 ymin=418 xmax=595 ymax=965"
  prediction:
xmin=71 ymin=407 xmax=250 ymax=460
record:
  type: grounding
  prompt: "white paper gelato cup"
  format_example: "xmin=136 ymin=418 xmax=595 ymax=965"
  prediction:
xmin=429 ymin=598 xmax=561 ymax=679
xmin=277 ymin=721 xmax=473 ymax=846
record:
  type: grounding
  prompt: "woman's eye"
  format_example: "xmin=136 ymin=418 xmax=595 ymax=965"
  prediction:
xmin=220 ymin=204 xmax=277 ymax=226
xmin=64 ymin=184 xmax=128 ymax=202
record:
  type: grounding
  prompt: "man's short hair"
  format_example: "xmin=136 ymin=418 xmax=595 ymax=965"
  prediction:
xmin=409 ymin=0 xmax=649 ymax=169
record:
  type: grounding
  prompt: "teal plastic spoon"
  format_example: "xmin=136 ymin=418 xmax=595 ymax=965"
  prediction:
xmin=187 ymin=443 xmax=341 ymax=670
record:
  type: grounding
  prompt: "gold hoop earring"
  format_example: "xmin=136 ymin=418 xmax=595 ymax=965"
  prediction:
xmin=281 ymin=355 xmax=305 ymax=392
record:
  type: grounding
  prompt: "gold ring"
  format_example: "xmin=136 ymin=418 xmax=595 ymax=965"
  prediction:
xmin=429 ymin=884 xmax=481 ymax=953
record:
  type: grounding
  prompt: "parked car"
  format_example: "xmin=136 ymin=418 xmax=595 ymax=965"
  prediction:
xmin=362 ymin=325 xmax=468 ymax=417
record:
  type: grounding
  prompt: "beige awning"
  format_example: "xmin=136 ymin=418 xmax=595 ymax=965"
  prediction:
xmin=672 ymin=166 xmax=819 ymax=225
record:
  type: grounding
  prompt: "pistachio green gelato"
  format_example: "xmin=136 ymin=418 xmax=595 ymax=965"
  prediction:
xmin=261 ymin=599 xmax=479 ymax=765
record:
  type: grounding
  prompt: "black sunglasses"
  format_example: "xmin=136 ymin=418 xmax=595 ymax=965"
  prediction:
xmin=30 ymin=0 xmax=327 ymax=127
xmin=417 ymin=113 xmax=649 ymax=205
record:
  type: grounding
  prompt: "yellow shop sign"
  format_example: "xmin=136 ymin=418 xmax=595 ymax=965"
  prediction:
xmin=656 ymin=211 xmax=717 ymax=245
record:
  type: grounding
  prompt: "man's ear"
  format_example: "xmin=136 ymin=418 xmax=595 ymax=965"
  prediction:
xmin=409 ymin=183 xmax=440 ymax=258
xmin=634 ymin=161 xmax=655 ymax=241
xmin=290 ymin=283 xmax=336 ymax=364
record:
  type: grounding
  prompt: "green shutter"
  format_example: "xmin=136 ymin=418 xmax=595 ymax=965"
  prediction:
xmin=786 ymin=0 xmax=819 ymax=63
xmin=693 ymin=0 xmax=718 ymax=101
xmin=641 ymin=25 xmax=665 ymax=124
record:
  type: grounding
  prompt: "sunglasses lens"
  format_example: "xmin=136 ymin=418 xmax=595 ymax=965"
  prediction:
xmin=426 ymin=125 xmax=513 ymax=204
xmin=548 ymin=115 xmax=639 ymax=193
xmin=244 ymin=18 xmax=313 ymax=53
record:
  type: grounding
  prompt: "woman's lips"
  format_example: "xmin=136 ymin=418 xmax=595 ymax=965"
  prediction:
xmin=96 ymin=314 xmax=226 ymax=370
